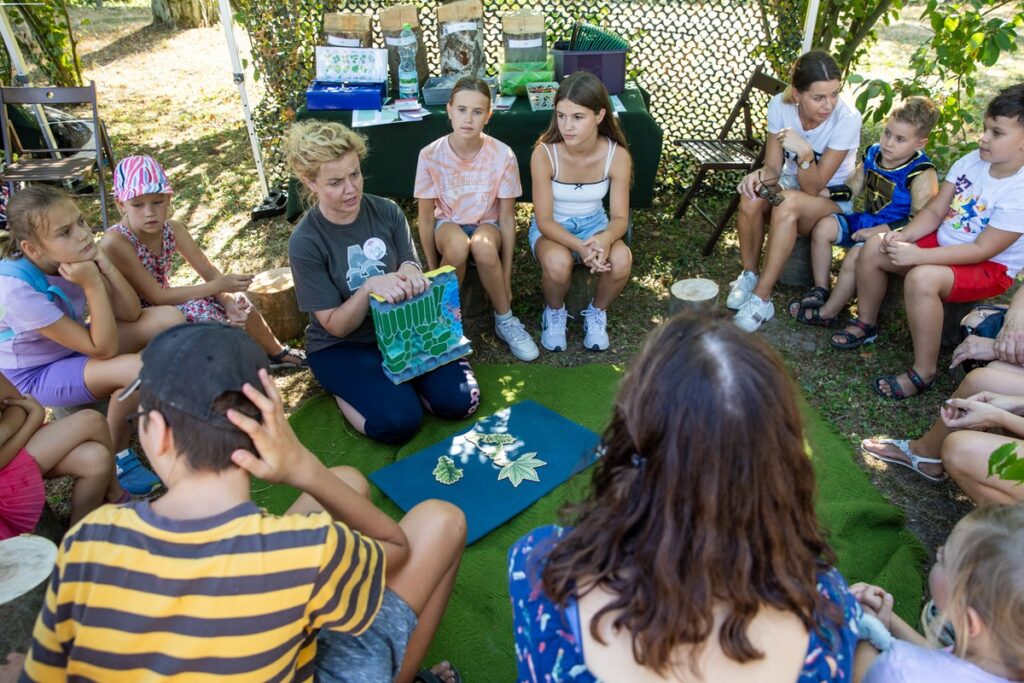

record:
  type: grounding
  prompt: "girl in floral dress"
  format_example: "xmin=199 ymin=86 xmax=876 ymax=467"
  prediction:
xmin=102 ymin=155 xmax=305 ymax=369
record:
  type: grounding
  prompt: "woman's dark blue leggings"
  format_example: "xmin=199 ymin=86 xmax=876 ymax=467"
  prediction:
xmin=308 ymin=341 xmax=480 ymax=445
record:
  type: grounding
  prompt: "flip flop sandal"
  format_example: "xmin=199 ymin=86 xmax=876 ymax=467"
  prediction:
xmin=414 ymin=664 xmax=463 ymax=683
xmin=861 ymin=438 xmax=947 ymax=482
xmin=268 ymin=345 xmax=307 ymax=370
xmin=830 ymin=318 xmax=878 ymax=350
xmin=872 ymin=367 xmax=935 ymax=400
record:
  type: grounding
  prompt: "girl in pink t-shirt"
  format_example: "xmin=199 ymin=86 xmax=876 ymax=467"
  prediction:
xmin=0 ymin=372 xmax=127 ymax=540
xmin=414 ymin=76 xmax=538 ymax=362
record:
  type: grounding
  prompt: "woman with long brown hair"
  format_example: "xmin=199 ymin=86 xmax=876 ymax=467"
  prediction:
xmin=508 ymin=312 xmax=862 ymax=682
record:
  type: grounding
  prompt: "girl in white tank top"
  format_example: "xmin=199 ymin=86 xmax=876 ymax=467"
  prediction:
xmin=529 ymin=72 xmax=633 ymax=354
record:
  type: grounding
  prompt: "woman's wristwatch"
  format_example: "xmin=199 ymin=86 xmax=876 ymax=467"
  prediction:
xmin=798 ymin=154 xmax=814 ymax=170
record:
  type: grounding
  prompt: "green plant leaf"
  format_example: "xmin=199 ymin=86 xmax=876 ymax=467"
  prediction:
xmin=432 ymin=456 xmax=463 ymax=485
xmin=497 ymin=452 xmax=547 ymax=488
xmin=988 ymin=442 xmax=1024 ymax=485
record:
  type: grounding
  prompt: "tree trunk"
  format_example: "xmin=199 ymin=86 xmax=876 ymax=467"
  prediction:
xmin=152 ymin=0 xmax=219 ymax=28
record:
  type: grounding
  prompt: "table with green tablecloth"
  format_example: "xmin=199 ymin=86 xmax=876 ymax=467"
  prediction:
xmin=285 ymin=84 xmax=662 ymax=222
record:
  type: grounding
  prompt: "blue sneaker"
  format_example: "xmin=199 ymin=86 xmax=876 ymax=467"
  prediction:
xmin=115 ymin=449 xmax=161 ymax=495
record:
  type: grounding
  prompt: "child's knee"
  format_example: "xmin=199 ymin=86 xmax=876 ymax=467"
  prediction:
xmin=469 ymin=238 xmax=499 ymax=267
xmin=413 ymin=499 xmax=467 ymax=542
xmin=70 ymin=440 xmax=114 ymax=477
xmin=904 ymin=265 xmax=947 ymax=296
xmin=812 ymin=220 xmax=838 ymax=245
xmin=541 ymin=251 xmax=573 ymax=281
xmin=328 ymin=465 xmax=370 ymax=498
xmin=609 ymin=243 xmax=632 ymax=276
xmin=148 ymin=305 xmax=186 ymax=329
xmin=942 ymin=432 xmax=980 ymax=473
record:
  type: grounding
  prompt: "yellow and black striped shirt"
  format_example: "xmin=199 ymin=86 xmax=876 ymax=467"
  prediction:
xmin=21 ymin=500 xmax=385 ymax=682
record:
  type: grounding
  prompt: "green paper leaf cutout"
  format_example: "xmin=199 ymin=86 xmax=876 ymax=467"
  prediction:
xmin=497 ymin=452 xmax=546 ymax=488
xmin=433 ymin=456 xmax=463 ymax=485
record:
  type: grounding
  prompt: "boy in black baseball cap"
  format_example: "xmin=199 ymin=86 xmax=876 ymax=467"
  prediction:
xmin=21 ymin=323 xmax=466 ymax=683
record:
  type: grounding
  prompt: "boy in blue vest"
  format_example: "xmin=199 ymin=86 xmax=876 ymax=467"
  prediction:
xmin=788 ymin=96 xmax=940 ymax=326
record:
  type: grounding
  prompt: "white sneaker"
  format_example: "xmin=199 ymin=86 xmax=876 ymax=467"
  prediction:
xmin=581 ymin=304 xmax=609 ymax=351
xmin=541 ymin=306 xmax=569 ymax=352
xmin=734 ymin=294 xmax=775 ymax=332
xmin=726 ymin=270 xmax=759 ymax=310
xmin=495 ymin=314 xmax=539 ymax=361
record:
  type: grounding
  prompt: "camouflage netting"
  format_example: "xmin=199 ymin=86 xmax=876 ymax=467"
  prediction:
xmin=233 ymin=0 xmax=803 ymax=192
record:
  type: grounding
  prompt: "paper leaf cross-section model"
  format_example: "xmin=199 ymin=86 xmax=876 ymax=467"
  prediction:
xmin=497 ymin=452 xmax=547 ymax=488
xmin=433 ymin=455 xmax=464 ymax=485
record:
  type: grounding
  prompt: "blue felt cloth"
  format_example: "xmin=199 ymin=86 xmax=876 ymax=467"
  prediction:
xmin=369 ymin=400 xmax=601 ymax=544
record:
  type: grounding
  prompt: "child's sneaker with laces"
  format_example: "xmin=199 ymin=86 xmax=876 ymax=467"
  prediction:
xmin=726 ymin=270 xmax=759 ymax=310
xmin=734 ymin=294 xmax=774 ymax=332
xmin=581 ymin=303 xmax=609 ymax=351
xmin=115 ymin=448 xmax=161 ymax=495
xmin=541 ymin=306 xmax=569 ymax=352
xmin=494 ymin=313 xmax=539 ymax=361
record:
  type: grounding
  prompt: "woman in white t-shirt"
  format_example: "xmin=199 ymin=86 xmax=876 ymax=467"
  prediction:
xmin=729 ymin=51 xmax=862 ymax=332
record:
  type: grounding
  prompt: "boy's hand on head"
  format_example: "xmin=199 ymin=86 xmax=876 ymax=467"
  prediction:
xmin=58 ymin=260 xmax=102 ymax=287
xmin=227 ymin=369 xmax=315 ymax=486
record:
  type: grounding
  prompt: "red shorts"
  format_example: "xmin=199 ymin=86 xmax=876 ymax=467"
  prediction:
xmin=916 ymin=232 xmax=1014 ymax=303
xmin=0 ymin=448 xmax=45 ymax=540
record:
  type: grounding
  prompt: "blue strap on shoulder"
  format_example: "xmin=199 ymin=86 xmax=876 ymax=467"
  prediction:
xmin=0 ymin=257 xmax=78 ymax=342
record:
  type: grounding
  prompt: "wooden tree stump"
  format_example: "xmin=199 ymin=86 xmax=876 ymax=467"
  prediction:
xmin=779 ymin=236 xmax=814 ymax=289
xmin=565 ymin=266 xmax=598 ymax=317
xmin=247 ymin=268 xmax=305 ymax=342
xmin=459 ymin=267 xmax=491 ymax=318
xmin=669 ymin=278 xmax=720 ymax=316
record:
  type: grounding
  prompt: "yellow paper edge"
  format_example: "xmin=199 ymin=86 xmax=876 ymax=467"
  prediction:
xmin=368 ymin=265 xmax=454 ymax=302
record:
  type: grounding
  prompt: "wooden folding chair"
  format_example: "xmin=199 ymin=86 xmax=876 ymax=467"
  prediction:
xmin=0 ymin=82 xmax=115 ymax=229
xmin=673 ymin=65 xmax=787 ymax=256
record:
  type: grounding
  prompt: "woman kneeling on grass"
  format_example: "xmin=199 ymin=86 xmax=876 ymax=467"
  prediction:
xmin=508 ymin=312 xmax=862 ymax=682
xmin=285 ymin=120 xmax=480 ymax=445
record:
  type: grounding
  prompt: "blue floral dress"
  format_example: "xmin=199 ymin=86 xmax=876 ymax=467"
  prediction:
xmin=509 ymin=525 xmax=863 ymax=683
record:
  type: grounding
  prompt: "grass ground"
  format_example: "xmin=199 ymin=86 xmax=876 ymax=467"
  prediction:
xmin=36 ymin=0 xmax=1024 ymax=602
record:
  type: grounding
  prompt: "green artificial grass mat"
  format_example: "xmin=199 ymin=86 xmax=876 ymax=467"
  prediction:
xmin=256 ymin=364 xmax=927 ymax=681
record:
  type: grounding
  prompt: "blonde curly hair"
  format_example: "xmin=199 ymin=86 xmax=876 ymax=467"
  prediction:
xmin=284 ymin=121 xmax=368 ymax=204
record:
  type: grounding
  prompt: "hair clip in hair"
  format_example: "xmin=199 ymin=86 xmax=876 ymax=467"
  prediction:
xmin=631 ymin=452 xmax=645 ymax=469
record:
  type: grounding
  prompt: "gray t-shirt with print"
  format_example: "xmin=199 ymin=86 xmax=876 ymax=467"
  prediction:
xmin=288 ymin=195 xmax=419 ymax=352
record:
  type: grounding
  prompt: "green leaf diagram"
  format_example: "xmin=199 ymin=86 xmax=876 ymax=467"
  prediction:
xmin=497 ymin=452 xmax=546 ymax=488
xmin=432 ymin=455 xmax=464 ymax=485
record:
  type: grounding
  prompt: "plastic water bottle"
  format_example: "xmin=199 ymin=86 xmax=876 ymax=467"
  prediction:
xmin=398 ymin=23 xmax=419 ymax=100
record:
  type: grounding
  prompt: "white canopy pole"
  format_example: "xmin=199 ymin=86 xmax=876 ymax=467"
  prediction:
xmin=0 ymin=5 xmax=59 ymax=152
xmin=218 ymin=0 xmax=270 ymax=200
xmin=801 ymin=0 xmax=820 ymax=54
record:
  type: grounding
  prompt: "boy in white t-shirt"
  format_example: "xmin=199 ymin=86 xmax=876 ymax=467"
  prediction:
xmin=832 ymin=84 xmax=1024 ymax=399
